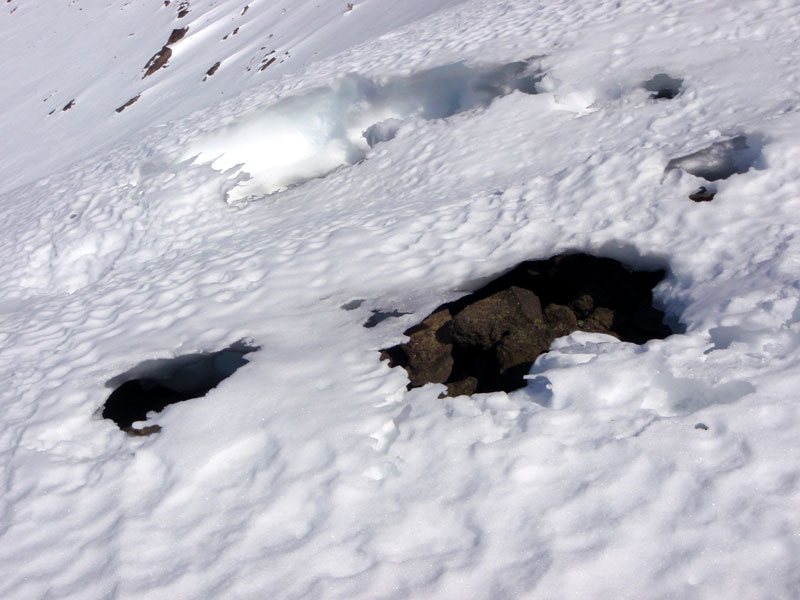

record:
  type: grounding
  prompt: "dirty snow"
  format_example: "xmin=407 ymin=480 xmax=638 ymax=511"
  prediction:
xmin=1 ymin=0 xmax=800 ymax=598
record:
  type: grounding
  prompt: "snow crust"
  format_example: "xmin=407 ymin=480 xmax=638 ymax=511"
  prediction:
xmin=2 ymin=0 xmax=800 ymax=598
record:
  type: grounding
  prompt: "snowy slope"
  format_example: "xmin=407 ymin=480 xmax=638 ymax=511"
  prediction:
xmin=1 ymin=0 xmax=800 ymax=598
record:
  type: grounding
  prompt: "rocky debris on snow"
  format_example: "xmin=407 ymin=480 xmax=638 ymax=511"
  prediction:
xmin=102 ymin=341 xmax=258 ymax=434
xmin=62 ymin=99 xmax=75 ymax=111
xmin=644 ymin=73 xmax=683 ymax=100
xmin=115 ymin=94 xmax=141 ymax=113
xmin=689 ymin=186 xmax=716 ymax=202
xmin=665 ymin=135 xmax=762 ymax=181
xmin=381 ymin=253 xmax=674 ymax=396
xmin=167 ymin=27 xmax=188 ymax=45
xmin=143 ymin=46 xmax=172 ymax=78
xmin=177 ymin=1 xmax=190 ymax=19
xmin=259 ymin=55 xmax=277 ymax=71
xmin=241 ymin=5 xmax=249 ymax=16
xmin=142 ymin=25 xmax=190 ymax=79
xmin=203 ymin=62 xmax=221 ymax=81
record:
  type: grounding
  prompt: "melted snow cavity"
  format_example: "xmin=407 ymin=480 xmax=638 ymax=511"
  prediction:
xmin=665 ymin=134 xmax=764 ymax=182
xmin=381 ymin=253 xmax=675 ymax=397
xmin=186 ymin=60 xmax=542 ymax=201
xmin=103 ymin=341 xmax=258 ymax=434
xmin=643 ymin=73 xmax=683 ymax=100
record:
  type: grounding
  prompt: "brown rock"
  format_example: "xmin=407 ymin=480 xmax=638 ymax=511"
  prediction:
xmin=569 ymin=294 xmax=594 ymax=318
xmin=382 ymin=309 xmax=454 ymax=388
xmin=115 ymin=94 xmax=141 ymax=113
xmin=579 ymin=307 xmax=618 ymax=336
xmin=495 ymin=325 xmax=552 ymax=373
xmin=143 ymin=46 xmax=172 ymax=78
xmin=444 ymin=377 xmax=478 ymax=398
xmin=689 ymin=186 xmax=716 ymax=202
xmin=203 ymin=62 xmax=221 ymax=80
xmin=124 ymin=425 xmax=162 ymax=436
xmin=167 ymin=27 xmax=188 ymax=45
xmin=544 ymin=304 xmax=577 ymax=332
xmin=451 ymin=286 xmax=543 ymax=349
xmin=259 ymin=57 xmax=276 ymax=71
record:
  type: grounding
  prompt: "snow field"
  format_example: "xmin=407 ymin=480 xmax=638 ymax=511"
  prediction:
xmin=1 ymin=0 xmax=800 ymax=598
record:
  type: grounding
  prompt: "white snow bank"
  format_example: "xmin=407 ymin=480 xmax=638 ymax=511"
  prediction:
xmin=185 ymin=61 xmax=541 ymax=201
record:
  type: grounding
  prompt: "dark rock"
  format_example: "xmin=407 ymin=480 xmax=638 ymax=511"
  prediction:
xmin=62 ymin=99 xmax=75 ymax=111
xmin=143 ymin=46 xmax=172 ymax=78
xmin=544 ymin=304 xmax=578 ymax=336
xmin=444 ymin=377 xmax=478 ymax=398
xmin=203 ymin=61 xmax=221 ymax=81
xmin=569 ymin=294 xmax=594 ymax=318
xmin=689 ymin=186 xmax=716 ymax=202
xmin=383 ymin=309 xmax=454 ymax=387
xmin=259 ymin=57 xmax=276 ymax=71
xmin=580 ymin=307 xmax=616 ymax=335
xmin=451 ymin=286 xmax=542 ymax=349
xmin=124 ymin=425 xmax=162 ymax=436
xmin=379 ymin=253 xmax=676 ymax=396
xmin=115 ymin=94 xmax=141 ymax=113
xmin=495 ymin=325 xmax=552 ymax=374
xmin=167 ymin=27 xmax=188 ymax=45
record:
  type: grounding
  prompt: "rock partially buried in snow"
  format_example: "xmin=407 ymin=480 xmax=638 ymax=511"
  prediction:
xmin=689 ymin=186 xmax=716 ymax=202
xmin=381 ymin=254 xmax=675 ymax=396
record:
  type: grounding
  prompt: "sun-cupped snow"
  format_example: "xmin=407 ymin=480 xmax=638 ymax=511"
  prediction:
xmin=1 ymin=0 xmax=800 ymax=598
xmin=186 ymin=60 xmax=541 ymax=201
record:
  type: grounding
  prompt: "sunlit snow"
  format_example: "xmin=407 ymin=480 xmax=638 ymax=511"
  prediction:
xmin=1 ymin=0 xmax=800 ymax=598
xmin=187 ymin=61 xmax=541 ymax=200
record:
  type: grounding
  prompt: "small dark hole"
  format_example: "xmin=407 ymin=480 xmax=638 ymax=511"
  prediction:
xmin=102 ymin=341 xmax=258 ymax=432
xmin=341 ymin=299 xmax=364 ymax=311
xmin=643 ymin=73 xmax=683 ymax=100
xmin=364 ymin=309 xmax=410 ymax=328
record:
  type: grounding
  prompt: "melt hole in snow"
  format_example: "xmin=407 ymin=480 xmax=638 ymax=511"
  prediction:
xmin=102 ymin=340 xmax=258 ymax=435
xmin=643 ymin=73 xmax=683 ymax=100
xmin=665 ymin=134 xmax=764 ymax=183
xmin=381 ymin=253 xmax=677 ymax=397
xmin=364 ymin=309 xmax=411 ymax=328
xmin=185 ymin=59 xmax=544 ymax=202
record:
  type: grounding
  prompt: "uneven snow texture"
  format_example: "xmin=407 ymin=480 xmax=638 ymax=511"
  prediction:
xmin=2 ymin=0 xmax=800 ymax=598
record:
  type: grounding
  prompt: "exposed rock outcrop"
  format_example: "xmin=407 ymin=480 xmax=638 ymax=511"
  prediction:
xmin=381 ymin=253 xmax=674 ymax=396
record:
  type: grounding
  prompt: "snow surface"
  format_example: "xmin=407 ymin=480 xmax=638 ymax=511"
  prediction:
xmin=2 ymin=0 xmax=800 ymax=598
